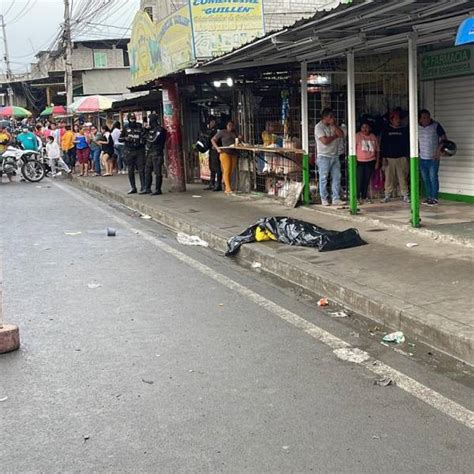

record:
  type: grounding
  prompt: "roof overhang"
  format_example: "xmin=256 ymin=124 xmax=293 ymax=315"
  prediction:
xmin=194 ymin=0 xmax=473 ymax=74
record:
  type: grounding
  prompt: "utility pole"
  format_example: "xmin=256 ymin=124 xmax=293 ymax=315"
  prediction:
xmin=0 ymin=14 xmax=14 ymax=106
xmin=63 ymin=0 xmax=73 ymax=107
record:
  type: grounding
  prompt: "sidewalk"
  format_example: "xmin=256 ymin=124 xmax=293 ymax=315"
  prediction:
xmin=71 ymin=175 xmax=474 ymax=365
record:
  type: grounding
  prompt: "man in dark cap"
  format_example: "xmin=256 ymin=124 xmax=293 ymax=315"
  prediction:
xmin=141 ymin=113 xmax=167 ymax=195
xmin=119 ymin=112 xmax=146 ymax=194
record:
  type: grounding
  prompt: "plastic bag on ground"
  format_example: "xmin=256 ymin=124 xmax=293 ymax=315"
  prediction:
xmin=225 ymin=217 xmax=366 ymax=256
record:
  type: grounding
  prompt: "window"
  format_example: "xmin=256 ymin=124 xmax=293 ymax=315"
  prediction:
xmin=93 ymin=52 xmax=108 ymax=68
xmin=122 ymin=48 xmax=130 ymax=67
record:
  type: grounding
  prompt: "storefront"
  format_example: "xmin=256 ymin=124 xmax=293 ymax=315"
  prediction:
xmin=421 ymin=45 xmax=474 ymax=203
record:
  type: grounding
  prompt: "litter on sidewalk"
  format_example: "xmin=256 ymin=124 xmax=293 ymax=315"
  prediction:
xmin=406 ymin=242 xmax=419 ymax=248
xmin=382 ymin=331 xmax=406 ymax=344
xmin=329 ymin=310 xmax=349 ymax=318
xmin=317 ymin=297 xmax=329 ymax=307
xmin=225 ymin=217 xmax=366 ymax=256
xmin=177 ymin=233 xmax=209 ymax=247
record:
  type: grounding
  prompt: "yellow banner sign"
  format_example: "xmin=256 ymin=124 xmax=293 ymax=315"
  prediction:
xmin=189 ymin=0 xmax=265 ymax=58
xmin=129 ymin=8 xmax=194 ymax=87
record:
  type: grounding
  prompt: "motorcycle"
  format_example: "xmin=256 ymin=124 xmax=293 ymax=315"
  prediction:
xmin=0 ymin=144 xmax=46 ymax=182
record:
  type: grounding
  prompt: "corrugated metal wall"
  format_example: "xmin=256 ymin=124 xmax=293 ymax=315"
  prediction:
xmin=435 ymin=75 xmax=474 ymax=197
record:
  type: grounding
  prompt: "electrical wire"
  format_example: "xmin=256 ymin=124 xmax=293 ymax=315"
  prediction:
xmin=5 ymin=0 xmax=38 ymax=25
xmin=3 ymin=0 xmax=17 ymax=17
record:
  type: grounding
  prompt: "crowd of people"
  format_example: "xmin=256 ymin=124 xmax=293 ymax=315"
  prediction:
xmin=0 ymin=112 xmax=168 ymax=196
xmin=2 ymin=107 xmax=449 ymax=207
xmin=315 ymin=107 xmax=449 ymax=207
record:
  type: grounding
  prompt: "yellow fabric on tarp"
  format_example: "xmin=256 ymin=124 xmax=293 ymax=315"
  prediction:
xmin=255 ymin=226 xmax=277 ymax=242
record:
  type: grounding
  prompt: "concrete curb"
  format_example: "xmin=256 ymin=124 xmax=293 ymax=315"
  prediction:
xmin=72 ymin=178 xmax=473 ymax=366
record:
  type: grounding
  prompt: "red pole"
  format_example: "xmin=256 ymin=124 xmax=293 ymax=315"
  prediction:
xmin=162 ymin=81 xmax=186 ymax=192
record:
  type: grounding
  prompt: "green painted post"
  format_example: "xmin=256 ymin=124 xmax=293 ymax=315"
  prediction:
xmin=348 ymin=154 xmax=358 ymax=214
xmin=410 ymin=156 xmax=420 ymax=227
xmin=303 ymin=153 xmax=310 ymax=205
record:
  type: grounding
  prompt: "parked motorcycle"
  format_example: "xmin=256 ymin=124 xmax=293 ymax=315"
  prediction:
xmin=0 ymin=144 xmax=45 ymax=182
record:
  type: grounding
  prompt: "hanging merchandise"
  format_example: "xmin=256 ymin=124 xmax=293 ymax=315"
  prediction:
xmin=226 ymin=217 xmax=366 ymax=256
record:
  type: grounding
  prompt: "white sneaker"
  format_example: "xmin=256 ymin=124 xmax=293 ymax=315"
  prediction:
xmin=321 ymin=200 xmax=330 ymax=206
xmin=332 ymin=199 xmax=343 ymax=206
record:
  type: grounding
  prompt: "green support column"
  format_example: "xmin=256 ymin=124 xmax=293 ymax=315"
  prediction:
xmin=410 ymin=156 xmax=420 ymax=227
xmin=348 ymin=154 xmax=358 ymax=214
xmin=303 ymin=153 xmax=310 ymax=205
xmin=408 ymin=34 xmax=420 ymax=227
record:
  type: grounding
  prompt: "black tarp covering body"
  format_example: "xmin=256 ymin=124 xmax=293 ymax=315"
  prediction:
xmin=226 ymin=217 xmax=366 ymax=256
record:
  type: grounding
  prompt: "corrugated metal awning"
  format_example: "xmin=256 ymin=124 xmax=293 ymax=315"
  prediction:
xmin=193 ymin=0 xmax=473 ymax=74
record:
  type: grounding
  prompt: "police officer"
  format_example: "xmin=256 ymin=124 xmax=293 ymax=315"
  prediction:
xmin=142 ymin=113 xmax=167 ymax=195
xmin=119 ymin=112 xmax=146 ymax=194
xmin=205 ymin=116 xmax=222 ymax=191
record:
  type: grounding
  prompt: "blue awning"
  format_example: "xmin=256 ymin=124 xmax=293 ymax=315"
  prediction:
xmin=455 ymin=18 xmax=474 ymax=46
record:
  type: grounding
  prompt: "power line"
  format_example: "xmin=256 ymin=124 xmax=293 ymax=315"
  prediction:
xmin=3 ymin=0 xmax=17 ymax=17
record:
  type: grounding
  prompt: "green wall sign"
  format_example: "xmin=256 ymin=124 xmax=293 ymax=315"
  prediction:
xmin=420 ymin=46 xmax=474 ymax=81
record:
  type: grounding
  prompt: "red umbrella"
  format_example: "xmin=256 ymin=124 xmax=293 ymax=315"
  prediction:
xmin=40 ymin=105 xmax=67 ymax=117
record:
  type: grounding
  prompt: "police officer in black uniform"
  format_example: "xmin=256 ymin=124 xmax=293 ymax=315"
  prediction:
xmin=205 ymin=116 xmax=222 ymax=191
xmin=141 ymin=113 xmax=167 ymax=195
xmin=119 ymin=112 xmax=146 ymax=194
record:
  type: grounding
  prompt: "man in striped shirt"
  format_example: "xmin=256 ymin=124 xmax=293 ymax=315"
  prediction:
xmin=418 ymin=109 xmax=447 ymax=206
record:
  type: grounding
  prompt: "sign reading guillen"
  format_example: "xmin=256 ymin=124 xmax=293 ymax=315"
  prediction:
xmin=189 ymin=0 xmax=265 ymax=59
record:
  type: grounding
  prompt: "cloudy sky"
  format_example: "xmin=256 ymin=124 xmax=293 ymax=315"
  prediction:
xmin=1 ymin=0 xmax=140 ymax=73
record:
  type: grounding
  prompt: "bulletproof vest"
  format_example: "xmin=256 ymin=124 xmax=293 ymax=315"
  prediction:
xmin=145 ymin=127 xmax=166 ymax=153
xmin=124 ymin=124 xmax=144 ymax=149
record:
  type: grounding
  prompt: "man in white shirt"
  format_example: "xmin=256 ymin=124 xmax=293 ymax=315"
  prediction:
xmin=314 ymin=108 xmax=345 ymax=206
xmin=45 ymin=135 xmax=71 ymax=176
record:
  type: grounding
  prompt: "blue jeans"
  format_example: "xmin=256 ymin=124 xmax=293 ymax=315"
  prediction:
xmin=317 ymin=155 xmax=341 ymax=202
xmin=115 ymin=145 xmax=125 ymax=171
xmin=91 ymin=148 xmax=101 ymax=175
xmin=420 ymin=159 xmax=440 ymax=200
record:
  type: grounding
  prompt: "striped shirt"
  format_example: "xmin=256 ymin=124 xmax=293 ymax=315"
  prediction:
xmin=418 ymin=121 xmax=445 ymax=160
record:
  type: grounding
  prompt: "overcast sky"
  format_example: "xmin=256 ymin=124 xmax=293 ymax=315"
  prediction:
xmin=1 ymin=0 xmax=140 ymax=73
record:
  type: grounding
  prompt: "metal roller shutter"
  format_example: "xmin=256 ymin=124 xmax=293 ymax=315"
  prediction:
xmin=434 ymin=75 xmax=474 ymax=198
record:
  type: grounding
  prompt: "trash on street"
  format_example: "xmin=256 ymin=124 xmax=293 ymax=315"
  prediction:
xmin=382 ymin=331 xmax=406 ymax=344
xmin=406 ymin=242 xmax=419 ymax=248
xmin=317 ymin=297 xmax=329 ymax=307
xmin=374 ymin=377 xmax=394 ymax=386
xmin=329 ymin=311 xmax=349 ymax=318
xmin=177 ymin=232 xmax=209 ymax=247
xmin=87 ymin=283 xmax=102 ymax=289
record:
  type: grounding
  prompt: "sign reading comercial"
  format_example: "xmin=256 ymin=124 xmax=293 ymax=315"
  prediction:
xmin=189 ymin=0 xmax=265 ymax=58
xmin=420 ymin=45 xmax=474 ymax=81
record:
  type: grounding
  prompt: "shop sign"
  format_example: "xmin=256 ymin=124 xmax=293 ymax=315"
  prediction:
xmin=189 ymin=0 xmax=265 ymax=58
xmin=129 ymin=8 xmax=194 ymax=87
xmin=420 ymin=45 xmax=474 ymax=81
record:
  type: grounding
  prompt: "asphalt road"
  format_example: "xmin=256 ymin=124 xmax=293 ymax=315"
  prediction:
xmin=1 ymin=178 xmax=473 ymax=473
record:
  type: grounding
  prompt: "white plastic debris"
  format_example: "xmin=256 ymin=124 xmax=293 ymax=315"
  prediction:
xmin=382 ymin=331 xmax=405 ymax=344
xmin=140 ymin=214 xmax=152 ymax=220
xmin=64 ymin=231 xmax=82 ymax=236
xmin=251 ymin=261 xmax=262 ymax=269
xmin=406 ymin=242 xmax=419 ymax=248
xmin=192 ymin=195 xmax=202 ymax=198
xmin=0 ymin=396 xmax=8 ymax=402
xmin=329 ymin=311 xmax=349 ymax=318
xmin=176 ymin=233 xmax=209 ymax=247
xmin=87 ymin=283 xmax=102 ymax=289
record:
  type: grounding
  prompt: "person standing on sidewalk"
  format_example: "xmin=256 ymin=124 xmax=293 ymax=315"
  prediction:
xmin=418 ymin=109 xmax=447 ymax=206
xmin=314 ymin=108 xmax=345 ymax=206
xmin=141 ymin=113 xmax=167 ymax=195
xmin=356 ymin=122 xmax=380 ymax=204
xmin=61 ymin=125 xmax=76 ymax=172
xmin=89 ymin=125 xmax=102 ymax=176
xmin=111 ymin=121 xmax=125 ymax=175
xmin=380 ymin=111 xmax=410 ymax=203
xmin=74 ymin=127 xmax=91 ymax=177
xmin=119 ymin=112 xmax=146 ymax=194
xmin=211 ymin=120 xmax=239 ymax=194
xmin=205 ymin=116 xmax=222 ymax=191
